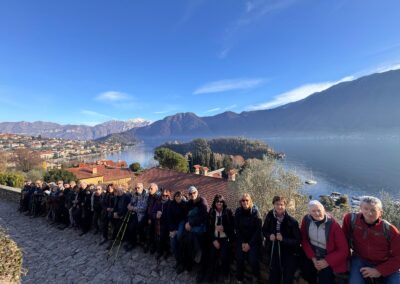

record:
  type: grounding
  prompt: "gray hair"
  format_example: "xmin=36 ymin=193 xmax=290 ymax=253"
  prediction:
xmin=149 ymin=183 xmax=158 ymax=191
xmin=360 ymin=196 xmax=383 ymax=211
xmin=308 ymin=200 xmax=324 ymax=210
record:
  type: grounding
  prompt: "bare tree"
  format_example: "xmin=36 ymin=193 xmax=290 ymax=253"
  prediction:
xmin=0 ymin=152 xmax=8 ymax=172
xmin=12 ymin=149 xmax=43 ymax=172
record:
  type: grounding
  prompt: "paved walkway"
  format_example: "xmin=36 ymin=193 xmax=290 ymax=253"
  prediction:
xmin=0 ymin=200 xmax=196 ymax=284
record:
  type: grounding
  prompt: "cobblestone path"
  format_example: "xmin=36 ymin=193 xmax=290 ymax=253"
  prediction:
xmin=0 ymin=200 xmax=196 ymax=284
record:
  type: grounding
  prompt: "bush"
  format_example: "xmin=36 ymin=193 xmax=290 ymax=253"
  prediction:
xmin=380 ymin=191 xmax=400 ymax=229
xmin=129 ymin=162 xmax=142 ymax=172
xmin=43 ymin=169 xmax=77 ymax=183
xmin=26 ymin=169 xmax=45 ymax=182
xmin=0 ymin=172 xmax=25 ymax=188
xmin=0 ymin=229 xmax=23 ymax=283
xmin=230 ymin=156 xmax=306 ymax=221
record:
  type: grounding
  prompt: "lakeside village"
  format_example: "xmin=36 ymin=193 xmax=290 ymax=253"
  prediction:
xmin=0 ymin=133 xmax=376 ymax=212
xmin=0 ymin=133 xmax=125 ymax=169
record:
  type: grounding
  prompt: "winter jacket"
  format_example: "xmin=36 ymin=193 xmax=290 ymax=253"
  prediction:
xmin=167 ymin=199 xmax=187 ymax=232
xmin=342 ymin=212 xmax=400 ymax=277
xmin=130 ymin=192 xmax=149 ymax=222
xmin=262 ymin=210 xmax=301 ymax=256
xmin=186 ymin=196 xmax=209 ymax=233
xmin=208 ymin=207 xmax=235 ymax=241
xmin=301 ymin=214 xmax=349 ymax=274
xmin=234 ymin=206 xmax=262 ymax=247
xmin=113 ymin=193 xmax=130 ymax=218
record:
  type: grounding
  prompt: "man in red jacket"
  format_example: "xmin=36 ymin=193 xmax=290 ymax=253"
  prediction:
xmin=342 ymin=196 xmax=400 ymax=284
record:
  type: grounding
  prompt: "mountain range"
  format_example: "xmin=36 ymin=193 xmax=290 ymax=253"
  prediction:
xmin=2 ymin=69 xmax=400 ymax=142
xmin=0 ymin=118 xmax=150 ymax=140
xmin=109 ymin=69 xmax=400 ymax=142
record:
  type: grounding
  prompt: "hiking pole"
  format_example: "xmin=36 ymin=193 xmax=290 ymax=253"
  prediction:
xmin=278 ymin=240 xmax=283 ymax=284
xmin=269 ymin=240 xmax=275 ymax=270
xmin=107 ymin=211 xmax=130 ymax=259
xmin=113 ymin=211 xmax=132 ymax=263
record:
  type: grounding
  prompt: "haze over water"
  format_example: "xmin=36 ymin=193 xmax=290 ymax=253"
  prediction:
xmin=96 ymin=136 xmax=400 ymax=199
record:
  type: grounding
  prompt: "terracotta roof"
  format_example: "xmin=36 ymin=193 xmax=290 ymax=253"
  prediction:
xmin=135 ymin=167 xmax=237 ymax=207
xmin=67 ymin=164 xmax=132 ymax=182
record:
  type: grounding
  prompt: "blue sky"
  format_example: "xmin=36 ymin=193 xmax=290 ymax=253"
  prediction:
xmin=1 ymin=0 xmax=400 ymax=125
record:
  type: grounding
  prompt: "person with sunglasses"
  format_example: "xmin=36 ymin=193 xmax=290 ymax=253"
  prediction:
xmin=177 ymin=186 xmax=209 ymax=281
xmin=152 ymin=188 xmax=171 ymax=260
xmin=262 ymin=196 xmax=301 ymax=284
xmin=205 ymin=194 xmax=235 ymax=283
xmin=234 ymin=193 xmax=262 ymax=283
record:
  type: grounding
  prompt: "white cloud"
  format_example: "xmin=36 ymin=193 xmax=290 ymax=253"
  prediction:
xmin=224 ymin=104 xmax=237 ymax=110
xmin=205 ymin=107 xmax=221 ymax=113
xmin=247 ymin=76 xmax=354 ymax=111
xmin=81 ymin=110 xmax=115 ymax=120
xmin=194 ymin=78 xmax=264 ymax=95
xmin=95 ymin=91 xmax=130 ymax=102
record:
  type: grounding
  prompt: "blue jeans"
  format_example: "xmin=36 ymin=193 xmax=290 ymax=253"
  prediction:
xmin=350 ymin=255 xmax=400 ymax=284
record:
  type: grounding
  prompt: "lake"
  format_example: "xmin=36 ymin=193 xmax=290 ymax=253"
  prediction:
xmin=93 ymin=136 xmax=400 ymax=199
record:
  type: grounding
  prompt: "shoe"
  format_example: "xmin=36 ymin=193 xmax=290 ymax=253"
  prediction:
xmin=149 ymin=246 xmax=156 ymax=255
xmin=124 ymin=243 xmax=134 ymax=252
xmin=106 ymin=243 xmax=113 ymax=250
xmin=93 ymin=230 xmax=99 ymax=235
xmin=156 ymin=253 xmax=162 ymax=261
xmin=79 ymin=231 xmax=87 ymax=236
xmin=143 ymin=245 xmax=149 ymax=253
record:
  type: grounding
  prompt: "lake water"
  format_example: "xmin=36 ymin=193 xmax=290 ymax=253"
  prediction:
xmin=94 ymin=136 xmax=400 ymax=199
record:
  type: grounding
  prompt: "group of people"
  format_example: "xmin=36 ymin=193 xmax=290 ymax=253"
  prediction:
xmin=19 ymin=180 xmax=400 ymax=284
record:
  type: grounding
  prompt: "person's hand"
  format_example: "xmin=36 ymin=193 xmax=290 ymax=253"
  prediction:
xmin=312 ymin=257 xmax=319 ymax=270
xmin=156 ymin=211 xmax=162 ymax=219
xmin=315 ymin=259 xmax=329 ymax=270
xmin=276 ymin=233 xmax=283 ymax=241
xmin=216 ymin=225 xmax=224 ymax=233
xmin=242 ymin=243 xmax=250 ymax=252
xmin=169 ymin=231 xmax=177 ymax=238
xmin=113 ymin=212 xmax=119 ymax=219
xmin=127 ymin=204 xmax=133 ymax=211
xmin=148 ymin=219 xmax=152 ymax=225
xmin=185 ymin=222 xmax=191 ymax=231
xmin=270 ymin=234 xmax=276 ymax=241
xmin=213 ymin=240 xmax=220 ymax=250
xmin=360 ymin=267 xmax=381 ymax=278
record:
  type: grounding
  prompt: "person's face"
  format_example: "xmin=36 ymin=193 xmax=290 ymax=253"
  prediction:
xmin=135 ymin=184 xmax=143 ymax=194
xmin=80 ymin=183 xmax=87 ymax=189
xmin=189 ymin=191 xmax=198 ymax=200
xmin=174 ymin=195 xmax=182 ymax=203
xmin=274 ymin=201 xmax=286 ymax=215
xmin=162 ymin=191 xmax=170 ymax=200
xmin=108 ymin=186 xmax=114 ymax=193
xmin=360 ymin=202 xmax=382 ymax=224
xmin=309 ymin=205 xmax=325 ymax=221
xmin=96 ymin=187 xmax=102 ymax=195
xmin=241 ymin=197 xmax=251 ymax=209
xmin=57 ymin=181 xmax=63 ymax=187
xmin=64 ymin=184 xmax=70 ymax=189
xmin=215 ymin=200 xmax=223 ymax=210
xmin=149 ymin=185 xmax=157 ymax=195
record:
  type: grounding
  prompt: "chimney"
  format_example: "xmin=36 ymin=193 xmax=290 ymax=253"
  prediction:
xmin=92 ymin=167 xmax=97 ymax=175
xmin=228 ymin=169 xmax=236 ymax=181
xmin=202 ymin=167 xmax=209 ymax=176
xmin=193 ymin=165 xmax=201 ymax=175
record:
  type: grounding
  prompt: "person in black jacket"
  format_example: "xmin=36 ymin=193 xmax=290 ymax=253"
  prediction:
xmin=262 ymin=196 xmax=301 ymax=284
xmin=152 ymin=188 xmax=171 ymax=260
xmin=177 ymin=186 xmax=209 ymax=280
xmin=100 ymin=184 xmax=115 ymax=245
xmin=205 ymin=194 xmax=235 ymax=282
xmin=235 ymin=193 xmax=262 ymax=283
xmin=91 ymin=185 xmax=103 ymax=234
xmin=167 ymin=191 xmax=187 ymax=265
xmin=144 ymin=183 xmax=159 ymax=254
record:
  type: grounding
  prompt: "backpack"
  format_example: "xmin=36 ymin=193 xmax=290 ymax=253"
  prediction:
xmin=349 ymin=212 xmax=391 ymax=248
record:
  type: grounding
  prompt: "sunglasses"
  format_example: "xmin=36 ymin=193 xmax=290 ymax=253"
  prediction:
xmin=241 ymin=199 xmax=250 ymax=202
xmin=162 ymin=194 xmax=170 ymax=197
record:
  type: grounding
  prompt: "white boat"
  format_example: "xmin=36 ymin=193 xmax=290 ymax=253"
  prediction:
xmin=305 ymin=179 xmax=317 ymax=185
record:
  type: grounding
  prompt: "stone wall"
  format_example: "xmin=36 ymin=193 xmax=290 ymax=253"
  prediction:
xmin=0 ymin=185 xmax=21 ymax=203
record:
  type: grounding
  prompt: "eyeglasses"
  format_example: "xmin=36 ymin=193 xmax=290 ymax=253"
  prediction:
xmin=241 ymin=199 xmax=250 ymax=202
xmin=162 ymin=194 xmax=169 ymax=197
xmin=188 ymin=192 xmax=197 ymax=196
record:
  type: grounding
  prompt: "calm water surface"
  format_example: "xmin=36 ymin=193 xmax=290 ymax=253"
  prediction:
xmin=92 ymin=137 xmax=400 ymax=198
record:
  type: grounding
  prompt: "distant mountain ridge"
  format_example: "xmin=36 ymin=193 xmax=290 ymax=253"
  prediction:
xmin=111 ymin=69 xmax=400 ymax=141
xmin=0 ymin=119 xmax=151 ymax=140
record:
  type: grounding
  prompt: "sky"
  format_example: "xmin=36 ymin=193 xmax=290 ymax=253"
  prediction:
xmin=1 ymin=0 xmax=400 ymax=125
